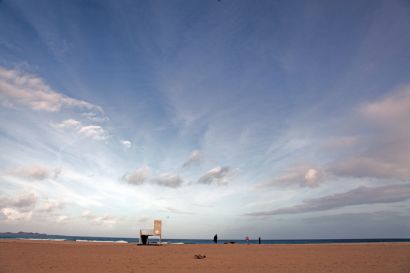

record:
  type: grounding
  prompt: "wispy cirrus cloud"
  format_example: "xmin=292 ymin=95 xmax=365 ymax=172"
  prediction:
xmin=0 ymin=66 xmax=103 ymax=113
xmin=1 ymin=66 xmax=110 ymax=141
xmin=246 ymin=184 xmax=410 ymax=216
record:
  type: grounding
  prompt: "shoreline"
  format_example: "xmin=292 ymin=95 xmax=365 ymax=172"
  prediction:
xmin=1 ymin=236 xmax=409 ymax=245
xmin=2 ymin=238 xmax=410 ymax=245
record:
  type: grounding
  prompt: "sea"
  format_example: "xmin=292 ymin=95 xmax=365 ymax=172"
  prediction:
xmin=1 ymin=233 xmax=409 ymax=245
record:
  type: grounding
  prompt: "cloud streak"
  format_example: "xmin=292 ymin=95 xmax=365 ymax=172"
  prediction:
xmin=246 ymin=184 xmax=410 ymax=216
xmin=0 ymin=66 xmax=103 ymax=113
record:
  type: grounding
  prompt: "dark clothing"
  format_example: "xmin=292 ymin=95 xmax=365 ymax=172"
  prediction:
xmin=258 ymin=237 xmax=261 ymax=244
xmin=213 ymin=234 xmax=218 ymax=244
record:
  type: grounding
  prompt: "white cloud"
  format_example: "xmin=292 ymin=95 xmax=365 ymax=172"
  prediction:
xmin=304 ymin=168 xmax=320 ymax=188
xmin=120 ymin=140 xmax=132 ymax=149
xmin=77 ymin=125 xmax=108 ymax=140
xmin=55 ymin=119 xmax=81 ymax=129
xmin=123 ymin=166 xmax=151 ymax=185
xmin=182 ymin=149 xmax=201 ymax=168
xmin=198 ymin=166 xmax=231 ymax=185
xmin=0 ymin=208 xmax=32 ymax=221
xmin=0 ymin=66 xmax=103 ymax=113
xmin=153 ymin=174 xmax=184 ymax=188
xmin=54 ymin=119 xmax=109 ymax=141
xmin=0 ymin=192 xmax=37 ymax=221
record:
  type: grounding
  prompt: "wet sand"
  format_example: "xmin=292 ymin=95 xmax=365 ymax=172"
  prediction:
xmin=0 ymin=240 xmax=409 ymax=273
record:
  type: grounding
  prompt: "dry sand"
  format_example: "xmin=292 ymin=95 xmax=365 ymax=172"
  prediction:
xmin=0 ymin=240 xmax=409 ymax=273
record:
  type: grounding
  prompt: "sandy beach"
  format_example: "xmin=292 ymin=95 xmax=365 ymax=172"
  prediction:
xmin=0 ymin=240 xmax=409 ymax=273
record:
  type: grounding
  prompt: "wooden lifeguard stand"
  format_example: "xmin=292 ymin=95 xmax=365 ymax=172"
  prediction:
xmin=139 ymin=219 xmax=162 ymax=245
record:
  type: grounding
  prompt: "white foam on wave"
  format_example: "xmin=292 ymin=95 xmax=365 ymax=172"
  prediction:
xmin=20 ymin=238 xmax=66 ymax=241
xmin=75 ymin=239 xmax=128 ymax=243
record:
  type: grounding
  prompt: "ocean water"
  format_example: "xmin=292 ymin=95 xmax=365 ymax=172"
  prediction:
xmin=1 ymin=233 xmax=409 ymax=244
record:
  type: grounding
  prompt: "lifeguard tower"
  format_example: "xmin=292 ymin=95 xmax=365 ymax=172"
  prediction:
xmin=139 ymin=219 xmax=162 ymax=245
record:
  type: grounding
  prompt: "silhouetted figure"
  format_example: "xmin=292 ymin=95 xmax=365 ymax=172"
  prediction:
xmin=245 ymin=236 xmax=250 ymax=244
xmin=258 ymin=237 xmax=261 ymax=244
xmin=213 ymin=234 xmax=218 ymax=244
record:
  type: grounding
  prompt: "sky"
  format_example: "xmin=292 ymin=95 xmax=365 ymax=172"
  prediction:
xmin=0 ymin=0 xmax=410 ymax=239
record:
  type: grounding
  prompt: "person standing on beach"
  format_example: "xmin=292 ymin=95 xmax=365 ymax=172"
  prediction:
xmin=258 ymin=237 xmax=261 ymax=244
xmin=245 ymin=236 xmax=250 ymax=244
xmin=213 ymin=234 xmax=218 ymax=244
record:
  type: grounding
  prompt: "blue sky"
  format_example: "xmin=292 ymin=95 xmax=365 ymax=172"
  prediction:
xmin=0 ymin=0 xmax=409 ymax=239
